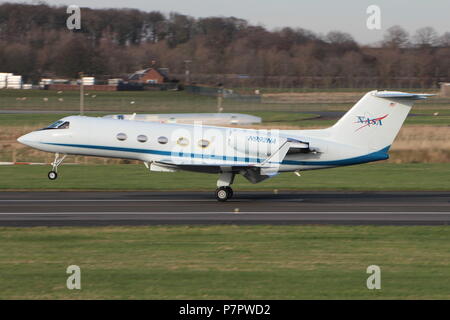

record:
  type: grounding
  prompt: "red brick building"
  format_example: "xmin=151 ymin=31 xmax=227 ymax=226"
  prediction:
xmin=128 ymin=68 xmax=170 ymax=84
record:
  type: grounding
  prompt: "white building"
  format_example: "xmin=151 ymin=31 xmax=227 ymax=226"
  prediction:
xmin=82 ymin=77 xmax=95 ymax=85
xmin=441 ymin=83 xmax=450 ymax=97
xmin=0 ymin=73 xmax=13 ymax=89
xmin=6 ymin=75 xmax=22 ymax=89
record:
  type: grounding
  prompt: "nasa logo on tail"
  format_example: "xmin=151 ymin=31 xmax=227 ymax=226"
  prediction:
xmin=354 ymin=114 xmax=388 ymax=132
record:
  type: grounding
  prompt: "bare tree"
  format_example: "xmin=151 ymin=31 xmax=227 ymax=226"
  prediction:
xmin=438 ymin=32 xmax=450 ymax=47
xmin=325 ymin=31 xmax=358 ymax=55
xmin=383 ymin=26 xmax=410 ymax=48
xmin=0 ymin=2 xmax=447 ymax=88
xmin=413 ymin=27 xmax=439 ymax=48
xmin=325 ymin=31 xmax=355 ymax=45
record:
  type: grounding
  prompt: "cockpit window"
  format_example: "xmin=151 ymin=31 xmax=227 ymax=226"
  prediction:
xmin=42 ymin=120 xmax=70 ymax=130
xmin=59 ymin=122 xmax=70 ymax=129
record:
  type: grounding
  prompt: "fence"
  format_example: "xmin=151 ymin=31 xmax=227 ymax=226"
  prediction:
xmin=0 ymin=140 xmax=138 ymax=165
xmin=185 ymin=85 xmax=261 ymax=103
xmin=174 ymin=74 xmax=447 ymax=89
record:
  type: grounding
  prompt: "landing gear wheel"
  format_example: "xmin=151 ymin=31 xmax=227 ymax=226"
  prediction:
xmin=48 ymin=171 xmax=58 ymax=180
xmin=224 ymin=186 xmax=233 ymax=199
xmin=48 ymin=153 xmax=66 ymax=181
xmin=216 ymin=186 xmax=232 ymax=202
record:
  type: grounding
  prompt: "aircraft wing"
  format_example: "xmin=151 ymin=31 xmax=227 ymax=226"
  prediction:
xmin=258 ymin=138 xmax=312 ymax=175
xmin=147 ymin=137 xmax=314 ymax=181
xmin=148 ymin=160 xmax=249 ymax=174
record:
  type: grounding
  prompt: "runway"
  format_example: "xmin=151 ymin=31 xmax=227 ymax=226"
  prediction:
xmin=0 ymin=191 xmax=449 ymax=226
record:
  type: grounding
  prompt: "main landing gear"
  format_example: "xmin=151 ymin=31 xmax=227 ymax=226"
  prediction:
xmin=215 ymin=172 xmax=235 ymax=202
xmin=215 ymin=186 xmax=233 ymax=202
xmin=48 ymin=153 xmax=66 ymax=180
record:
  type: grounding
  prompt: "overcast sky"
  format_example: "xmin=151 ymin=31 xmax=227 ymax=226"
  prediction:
xmin=10 ymin=0 xmax=450 ymax=44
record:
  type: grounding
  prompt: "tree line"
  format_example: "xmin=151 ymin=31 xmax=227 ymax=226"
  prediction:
xmin=0 ymin=2 xmax=449 ymax=88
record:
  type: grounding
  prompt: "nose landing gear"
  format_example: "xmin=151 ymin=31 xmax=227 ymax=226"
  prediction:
xmin=48 ymin=171 xmax=58 ymax=180
xmin=48 ymin=153 xmax=66 ymax=180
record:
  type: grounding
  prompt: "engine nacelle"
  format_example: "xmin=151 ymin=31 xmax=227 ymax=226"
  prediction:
xmin=228 ymin=131 xmax=286 ymax=157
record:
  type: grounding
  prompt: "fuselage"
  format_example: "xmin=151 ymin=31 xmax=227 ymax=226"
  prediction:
xmin=17 ymin=115 xmax=389 ymax=173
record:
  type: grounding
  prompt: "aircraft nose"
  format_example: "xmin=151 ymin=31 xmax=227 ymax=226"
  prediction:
xmin=17 ymin=134 xmax=26 ymax=144
xmin=17 ymin=132 xmax=34 ymax=146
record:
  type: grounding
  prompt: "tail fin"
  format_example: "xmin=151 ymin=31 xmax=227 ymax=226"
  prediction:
xmin=330 ymin=91 xmax=433 ymax=151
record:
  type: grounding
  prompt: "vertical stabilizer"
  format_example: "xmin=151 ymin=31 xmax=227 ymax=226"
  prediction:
xmin=330 ymin=91 xmax=432 ymax=151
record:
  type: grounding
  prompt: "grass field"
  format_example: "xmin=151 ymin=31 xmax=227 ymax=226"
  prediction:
xmin=0 ymin=90 xmax=258 ymax=113
xmin=1 ymin=163 xmax=449 ymax=191
xmin=0 ymin=89 xmax=448 ymax=129
xmin=0 ymin=225 xmax=449 ymax=299
xmin=1 ymin=89 xmax=449 ymax=118
xmin=1 ymin=89 xmax=449 ymax=300
xmin=238 ymin=87 xmax=439 ymax=94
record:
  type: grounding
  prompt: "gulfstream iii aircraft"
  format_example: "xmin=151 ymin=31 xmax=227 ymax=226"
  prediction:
xmin=17 ymin=91 xmax=432 ymax=201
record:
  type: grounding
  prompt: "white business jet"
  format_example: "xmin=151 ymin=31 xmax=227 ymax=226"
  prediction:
xmin=17 ymin=91 xmax=432 ymax=201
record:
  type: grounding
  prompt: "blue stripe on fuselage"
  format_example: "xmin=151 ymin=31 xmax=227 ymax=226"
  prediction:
xmin=40 ymin=142 xmax=390 ymax=166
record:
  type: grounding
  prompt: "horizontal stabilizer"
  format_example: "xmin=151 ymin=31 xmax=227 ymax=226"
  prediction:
xmin=373 ymin=91 xmax=434 ymax=100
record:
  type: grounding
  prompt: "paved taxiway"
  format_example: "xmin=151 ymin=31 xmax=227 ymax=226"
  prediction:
xmin=0 ymin=191 xmax=449 ymax=226
xmin=1 ymin=110 xmax=420 ymax=119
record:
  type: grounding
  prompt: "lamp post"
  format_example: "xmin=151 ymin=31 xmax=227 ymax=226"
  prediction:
xmin=184 ymin=60 xmax=192 ymax=84
xmin=217 ymin=83 xmax=223 ymax=113
xmin=79 ymin=72 xmax=84 ymax=116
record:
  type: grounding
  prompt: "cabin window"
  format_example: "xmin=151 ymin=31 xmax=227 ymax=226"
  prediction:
xmin=158 ymin=136 xmax=168 ymax=144
xmin=177 ymin=137 xmax=189 ymax=146
xmin=198 ymin=139 xmax=210 ymax=148
xmin=137 ymin=135 xmax=148 ymax=143
xmin=116 ymin=133 xmax=127 ymax=141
